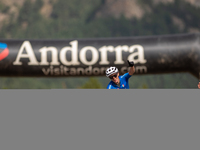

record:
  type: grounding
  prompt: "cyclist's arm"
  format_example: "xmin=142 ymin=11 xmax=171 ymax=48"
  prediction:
xmin=128 ymin=66 xmax=135 ymax=75
xmin=107 ymin=82 xmax=114 ymax=89
xmin=107 ymin=85 xmax=112 ymax=89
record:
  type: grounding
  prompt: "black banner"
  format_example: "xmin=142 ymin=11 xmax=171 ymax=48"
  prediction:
xmin=0 ymin=33 xmax=200 ymax=78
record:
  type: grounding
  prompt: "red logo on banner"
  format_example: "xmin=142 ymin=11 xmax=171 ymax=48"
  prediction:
xmin=0 ymin=43 xmax=9 ymax=61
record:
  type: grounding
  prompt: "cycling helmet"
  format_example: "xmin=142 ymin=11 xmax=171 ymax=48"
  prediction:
xmin=106 ymin=66 xmax=119 ymax=77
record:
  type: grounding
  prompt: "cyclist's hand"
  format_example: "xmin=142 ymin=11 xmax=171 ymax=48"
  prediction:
xmin=127 ymin=60 xmax=134 ymax=67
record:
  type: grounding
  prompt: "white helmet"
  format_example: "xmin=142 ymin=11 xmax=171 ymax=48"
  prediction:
xmin=106 ymin=67 xmax=118 ymax=77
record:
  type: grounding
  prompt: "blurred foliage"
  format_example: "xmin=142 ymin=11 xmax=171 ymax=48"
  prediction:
xmin=0 ymin=2 xmax=10 ymax=13
xmin=0 ymin=0 xmax=199 ymax=88
xmin=80 ymin=77 xmax=103 ymax=89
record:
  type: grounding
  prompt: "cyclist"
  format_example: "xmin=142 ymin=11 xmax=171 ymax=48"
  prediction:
xmin=106 ymin=60 xmax=135 ymax=89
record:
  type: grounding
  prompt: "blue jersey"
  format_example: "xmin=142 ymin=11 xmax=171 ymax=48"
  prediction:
xmin=106 ymin=73 xmax=132 ymax=89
